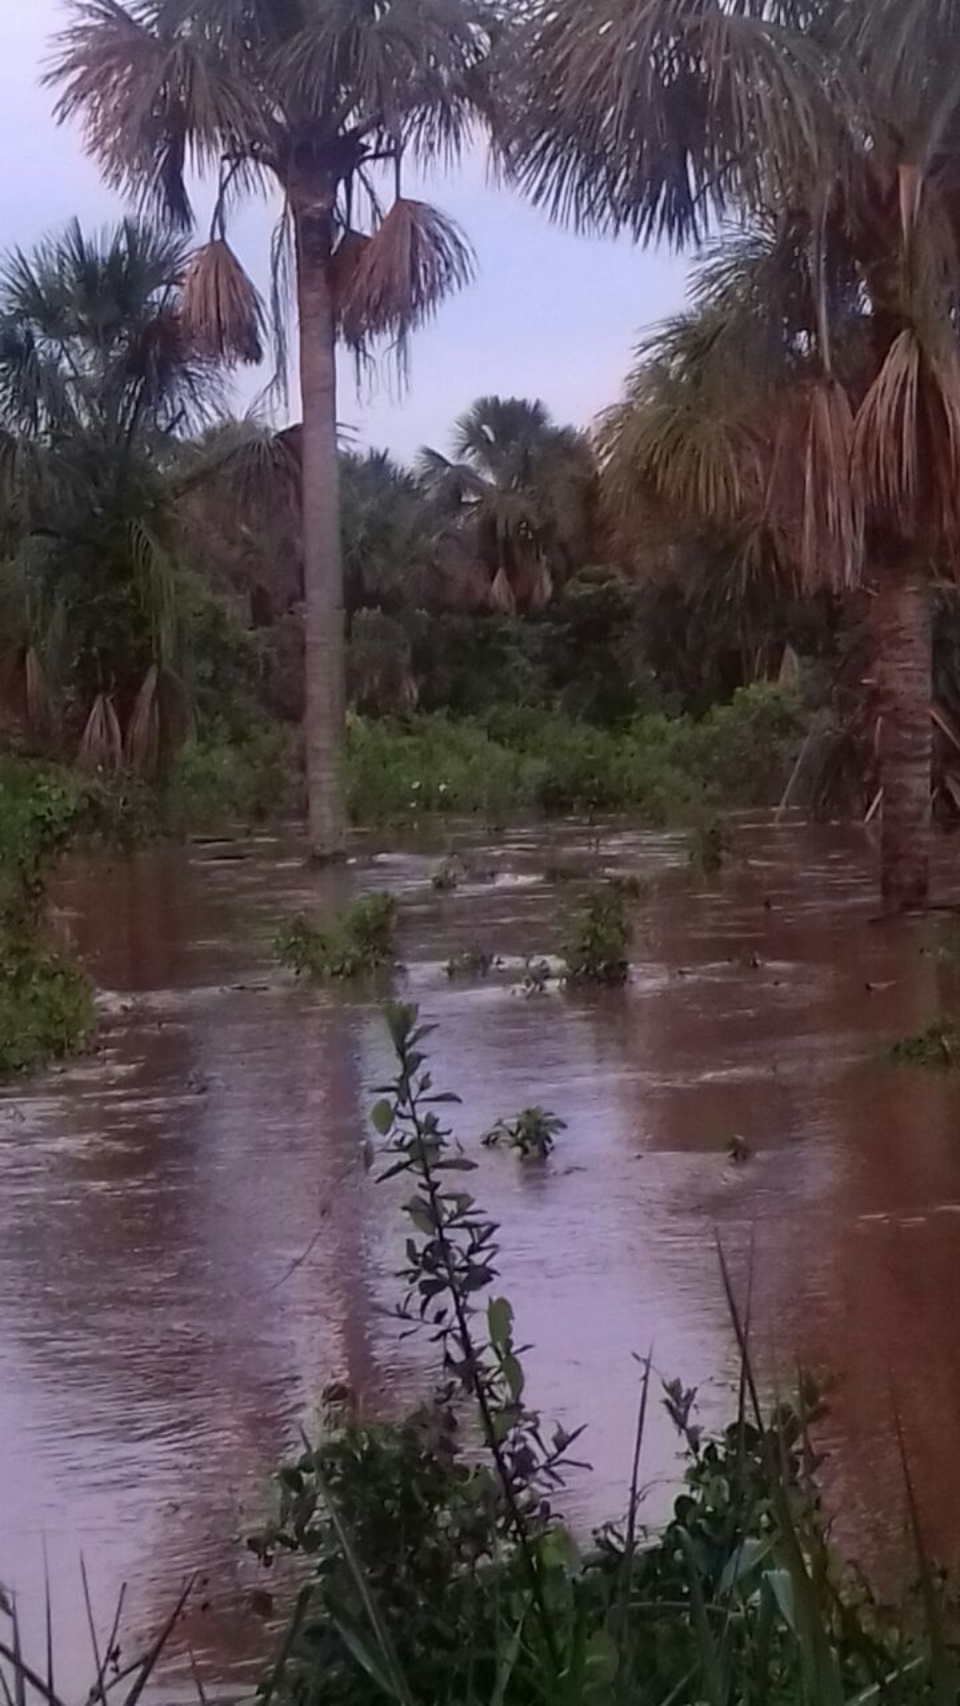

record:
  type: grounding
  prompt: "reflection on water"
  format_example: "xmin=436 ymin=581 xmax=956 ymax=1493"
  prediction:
xmin=4 ymin=818 xmax=960 ymax=1682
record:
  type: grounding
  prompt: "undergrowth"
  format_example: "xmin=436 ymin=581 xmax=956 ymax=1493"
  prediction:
xmin=0 ymin=760 xmax=94 ymax=1080
xmin=252 ymin=1005 xmax=958 ymax=1706
xmin=346 ymin=685 xmax=804 ymax=825
xmin=275 ymin=892 xmax=397 ymax=980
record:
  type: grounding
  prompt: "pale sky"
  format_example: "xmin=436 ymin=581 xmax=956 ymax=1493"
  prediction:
xmin=2 ymin=1 xmax=691 ymax=461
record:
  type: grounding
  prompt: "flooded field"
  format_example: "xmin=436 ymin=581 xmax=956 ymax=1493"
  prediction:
xmin=3 ymin=817 xmax=960 ymax=1687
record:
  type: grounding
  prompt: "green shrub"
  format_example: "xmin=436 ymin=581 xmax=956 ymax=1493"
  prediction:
xmin=275 ymin=892 xmax=397 ymax=980
xmin=344 ymin=687 xmax=805 ymax=826
xmin=889 ymin=1015 xmax=959 ymax=1066
xmin=166 ymin=721 xmax=297 ymax=831
xmin=561 ymin=884 xmax=632 ymax=986
xmin=483 ymin=1106 xmax=566 ymax=1159
xmin=0 ymin=932 xmax=94 ymax=1080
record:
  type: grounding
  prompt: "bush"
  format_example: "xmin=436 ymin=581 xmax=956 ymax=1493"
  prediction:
xmin=165 ymin=721 xmax=297 ymax=831
xmin=483 ymin=1106 xmax=566 ymax=1159
xmin=275 ymin=893 xmax=397 ymax=980
xmin=344 ymin=687 xmax=806 ymax=826
xmin=561 ymin=884 xmax=633 ymax=985
xmin=0 ymin=929 xmax=95 ymax=1080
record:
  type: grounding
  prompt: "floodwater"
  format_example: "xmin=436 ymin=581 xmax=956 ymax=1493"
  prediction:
xmin=4 ymin=817 xmax=960 ymax=1688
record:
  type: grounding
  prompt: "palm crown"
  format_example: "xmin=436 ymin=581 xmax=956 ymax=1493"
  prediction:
xmin=419 ymin=396 xmax=596 ymax=614
xmin=48 ymin=0 xmax=502 ymax=856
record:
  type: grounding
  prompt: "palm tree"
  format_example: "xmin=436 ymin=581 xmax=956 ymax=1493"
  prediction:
xmin=508 ymin=0 xmax=960 ymax=912
xmin=0 ymin=217 xmax=226 ymax=768
xmin=48 ymin=0 xmax=496 ymax=861
xmin=418 ymin=396 xmax=596 ymax=614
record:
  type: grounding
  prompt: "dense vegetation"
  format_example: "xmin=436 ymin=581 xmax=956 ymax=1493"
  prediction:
xmin=0 ymin=761 xmax=94 ymax=1080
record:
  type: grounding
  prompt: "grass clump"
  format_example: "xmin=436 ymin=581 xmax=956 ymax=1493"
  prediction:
xmin=483 ymin=1106 xmax=566 ymax=1159
xmin=561 ymin=883 xmax=632 ymax=986
xmin=889 ymin=1015 xmax=960 ymax=1067
xmin=275 ymin=892 xmax=397 ymax=981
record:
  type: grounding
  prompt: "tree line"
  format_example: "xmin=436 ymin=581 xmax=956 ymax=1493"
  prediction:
xmin=8 ymin=0 xmax=960 ymax=914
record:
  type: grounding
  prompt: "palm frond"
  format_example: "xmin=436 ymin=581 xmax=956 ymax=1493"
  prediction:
xmin=78 ymin=692 xmax=123 ymax=771
xmin=504 ymin=0 xmax=848 ymax=244
xmin=338 ymin=199 xmax=474 ymax=371
xmin=47 ymin=0 xmax=267 ymax=229
xmin=853 ymin=328 xmax=960 ymax=544
xmin=180 ymin=240 xmax=266 ymax=365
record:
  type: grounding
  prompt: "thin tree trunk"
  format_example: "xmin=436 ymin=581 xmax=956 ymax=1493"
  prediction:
xmin=872 ymin=561 xmax=931 ymax=913
xmin=295 ymin=208 xmax=346 ymax=861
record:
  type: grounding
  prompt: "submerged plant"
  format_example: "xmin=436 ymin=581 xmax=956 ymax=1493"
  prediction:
xmin=520 ymin=956 xmax=552 ymax=996
xmin=561 ymin=883 xmax=632 ymax=986
xmin=275 ymin=893 xmax=397 ymax=981
xmin=445 ymin=944 xmax=500 ymax=978
xmin=688 ymin=813 xmax=733 ymax=875
xmin=889 ymin=1016 xmax=960 ymax=1067
xmin=483 ymin=1106 xmax=566 ymax=1160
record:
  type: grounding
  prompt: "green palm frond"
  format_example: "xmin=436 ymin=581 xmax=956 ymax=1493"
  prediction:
xmin=505 ymin=0 xmax=848 ymax=244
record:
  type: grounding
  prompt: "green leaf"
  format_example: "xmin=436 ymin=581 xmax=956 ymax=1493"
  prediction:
xmin=487 ymin=1296 xmax=513 ymax=1350
xmin=370 ymin=1098 xmax=394 ymax=1136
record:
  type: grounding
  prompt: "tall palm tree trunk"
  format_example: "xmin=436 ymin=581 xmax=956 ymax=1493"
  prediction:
xmin=873 ymin=561 xmax=931 ymax=913
xmin=295 ymin=208 xmax=346 ymax=862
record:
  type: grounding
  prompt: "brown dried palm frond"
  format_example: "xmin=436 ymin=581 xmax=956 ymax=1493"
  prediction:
xmin=125 ymin=664 xmax=190 ymax=776
xmin=24 ymin=646 xmax=53 ymax=736
xmin=489 ymin=566 xmax=516 ymax=614
xmin=180 ymin=240 xmax=265 ymax=365
xmin=764 ymin=379 xmax=861 ymax=592
xmin=78 ymin=692 xmax=123 ymax=771
xmin=330 ymin=230 xmax=372 ymax=316
xmin=126 ymin=663 xmax=160 ymax=775
xmin=338 ymin=199 xmax=474 ymax=365
xmin=853 ymin=328 xmax=960 ymax=546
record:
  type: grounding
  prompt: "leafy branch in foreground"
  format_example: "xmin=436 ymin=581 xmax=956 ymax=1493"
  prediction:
xmin=254 ymin=1008 xmax=960 ymax=1706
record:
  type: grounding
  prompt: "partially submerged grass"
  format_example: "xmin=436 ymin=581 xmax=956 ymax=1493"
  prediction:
xmin=889 ymin=1016 xmax=960 ymax=1067
xmin=275 ymin=893 xmax=397 ymax=981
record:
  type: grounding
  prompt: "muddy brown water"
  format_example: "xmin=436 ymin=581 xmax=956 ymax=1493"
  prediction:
xmin=4 ymin=816 xmax=960 ymax=1690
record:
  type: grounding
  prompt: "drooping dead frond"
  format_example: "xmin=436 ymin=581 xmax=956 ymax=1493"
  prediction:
xmin=125 ymin=664 xmax=190 ymax=775
xmin=78 ymin=692 xmax=123 ymax=771
xmin=338 ymin=200 xmax=474 ymax=371
xmin=853 ymin=329 xmax=960 ymax=546
xmin=330 ymin=230 xmax=372 ymax=315
xmin=766 ymin=378 xmax=861 ymax=591
xmin=126 ymin=663 xmax=160 ymax=774
xmin=180 ymin=240 xmax=265 ymax=365
xmin=23 ymin=647 xmax=53 ymax=736
xmin=489 ymin=566 xmax=516 ymax=614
